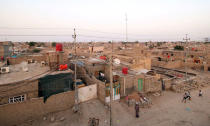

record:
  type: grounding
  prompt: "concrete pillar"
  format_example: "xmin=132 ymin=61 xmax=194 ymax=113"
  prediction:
xmin=203 ymin=62 xmax=208 ymax=71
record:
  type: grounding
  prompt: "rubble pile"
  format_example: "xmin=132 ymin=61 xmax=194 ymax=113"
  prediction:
xmin=171 ymin=79 xmax=209 ymax=93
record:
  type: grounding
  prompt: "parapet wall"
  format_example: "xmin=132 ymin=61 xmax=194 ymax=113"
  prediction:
xmin=7 ymin=55 xmax=46 ymax=65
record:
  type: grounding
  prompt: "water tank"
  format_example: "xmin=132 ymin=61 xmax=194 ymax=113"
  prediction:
xmin=56 ymin=43 xmax=63 ymax=51
xmin=122 ymin=67 xmax=128 ymax=75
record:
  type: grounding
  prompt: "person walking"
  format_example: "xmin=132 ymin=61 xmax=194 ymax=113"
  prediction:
xmin=135 ymin=102 xmax=140 ymax=118
xmin=199 ymin=90 xmax=203 ymax=97
xmin=182 ymin=92 xmax=187 ymax=103
xmin=186 ymin=91 xmax=191 ymax=100
xmin=125 ymin=95 xmax=129 ymax=107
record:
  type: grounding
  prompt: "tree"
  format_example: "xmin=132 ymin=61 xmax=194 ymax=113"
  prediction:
xmin=28 ymin=42 xmax=36 ymax=47
xmin=157 ymin=42 xmax=162 ymax=47
xmin=145 ymin=42 xmax=148 ymax=46
xmin=149 ymin=45 xmax=154 ymax=49
xmin=52 ymin=42 xmax=56 ymax=47
xmin=33 ymin=49 xmax=41 ymax=53
xmin=174 ymin=45 xmax=184 ymax=51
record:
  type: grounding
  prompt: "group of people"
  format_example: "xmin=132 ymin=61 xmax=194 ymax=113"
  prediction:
xmin=182 ymin=90 xmax=203 ymax=103
xmin=131 ymin=90 xmax=204 ymax=118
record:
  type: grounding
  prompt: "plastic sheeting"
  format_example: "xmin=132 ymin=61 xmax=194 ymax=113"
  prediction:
xmin=38 ymin=73 xmax=73 ymax=103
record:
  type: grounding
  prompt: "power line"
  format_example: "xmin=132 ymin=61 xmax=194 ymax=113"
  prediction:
xmin=0 ymin=27 xmax=75 ymax=30
xmin=0 ymin=34 xmax=182 ymax=41
xmin=0 ymin=27 xmax=200 ymax=41
xmin=0 ymin=26 xmax=168 ymax=38
xmin=0 ymin=34 xmax=72 ymax=36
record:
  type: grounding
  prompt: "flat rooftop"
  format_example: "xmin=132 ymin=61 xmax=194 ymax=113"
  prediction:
xmin=0 ymin=63 xmax=50 ymax=85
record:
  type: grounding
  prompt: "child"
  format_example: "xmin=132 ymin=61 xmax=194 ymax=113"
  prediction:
xmin=199 ymin=90 xmax=202 ymax=97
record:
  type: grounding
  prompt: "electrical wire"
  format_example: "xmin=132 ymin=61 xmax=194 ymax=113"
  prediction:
xmin=0 ymin=27 xmax=174 ymax=38
xmin=0 ymin=27 xmax=199 ymax=41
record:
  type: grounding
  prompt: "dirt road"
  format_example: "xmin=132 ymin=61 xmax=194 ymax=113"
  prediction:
xmin=21 ymin=86 xmax=210 ymax=126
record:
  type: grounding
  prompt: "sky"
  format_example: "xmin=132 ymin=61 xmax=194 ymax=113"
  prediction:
xmin=0 ymin=0 xmax=210 ymax=42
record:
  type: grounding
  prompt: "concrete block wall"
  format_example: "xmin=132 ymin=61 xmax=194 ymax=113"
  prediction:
xmin=0 ymin=80 xmax=38 ymax=105
xmin=163 ymin=79 xmax=172 ymax=90
xmin=0 ymin=90 xmax=75 ymax=126
xmin=144 ymin=77 xmax=161 ymax=93
xmin=119 ymin=75 xmax=135 ymax=96
xmin=91 ymin=76 xmax=106 ymax=104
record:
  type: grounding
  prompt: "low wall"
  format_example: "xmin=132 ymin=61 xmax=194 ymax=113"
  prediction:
xmin=0 ymin=91 xmax=75 ymax=126
xmin=78 ymin=84 xmax=97 ymax=103
xmin=184 ymin=62 xmax=204 ymax=70
xmin=7 ymin=55 xmax=46 ymax=65
xmin=144 ymin=77 xmax=161 ymax=93
xmin=163 ymin=78 xmax=172 ymax=90
xmin=152 ymin=60 xmax=183 ymax=69
xmin=76 ymin=66 xmax=95 ymax=85
xmin=97 ymin=83 xmax=106 ymax=104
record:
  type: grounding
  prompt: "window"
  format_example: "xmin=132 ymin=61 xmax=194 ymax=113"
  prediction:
xmin=9 ymin=95 xmax=26 ymax=103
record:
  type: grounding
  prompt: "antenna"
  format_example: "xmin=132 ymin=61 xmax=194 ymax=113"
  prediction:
xmin=183 ymin=34 xmax=190 ymax=82
xmin=183 ymin=34 xmax=190 ymax=42
xmin=125 ymin=13 xmax=128 ymax=42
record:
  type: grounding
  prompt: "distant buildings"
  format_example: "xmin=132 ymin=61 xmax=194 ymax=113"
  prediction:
xmin=0 ymin=41 xmax=13 ymax=60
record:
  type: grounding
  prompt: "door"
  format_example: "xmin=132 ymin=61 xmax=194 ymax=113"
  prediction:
xmin=113 ymin=83 xmax=120 ymax=100
xmin=138 ymin=78 xmax=143 ymax=91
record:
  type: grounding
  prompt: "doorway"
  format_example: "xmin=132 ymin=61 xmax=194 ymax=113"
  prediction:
xmin=138 ymin=78 xmax=143 ymax=91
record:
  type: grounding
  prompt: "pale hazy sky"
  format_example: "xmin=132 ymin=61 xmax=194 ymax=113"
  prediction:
xmin=0 ymin=0 xmax=210 ymax=42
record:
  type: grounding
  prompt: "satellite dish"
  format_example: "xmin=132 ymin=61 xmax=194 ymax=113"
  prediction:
xmin=114 ymin=58 xmax=120 ymax=64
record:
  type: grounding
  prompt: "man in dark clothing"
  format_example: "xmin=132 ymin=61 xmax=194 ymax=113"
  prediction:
xmin=182 ymin=93 xmax=187 ymax=103
xmin=135 ymin=102 xmax=140 ymax=118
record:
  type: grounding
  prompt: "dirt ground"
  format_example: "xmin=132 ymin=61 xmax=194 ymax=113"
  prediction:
xmin=20 ymin=85 xmax=210 ymax=126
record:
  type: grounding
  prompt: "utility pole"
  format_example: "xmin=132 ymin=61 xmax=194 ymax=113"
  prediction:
xmin=183 ymin=34 xmax=190 ymax=82
xmin=109 ymin=41 xmax=113 ymax=126
xmin=72 ymin=28 xmax=79 ymax=113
